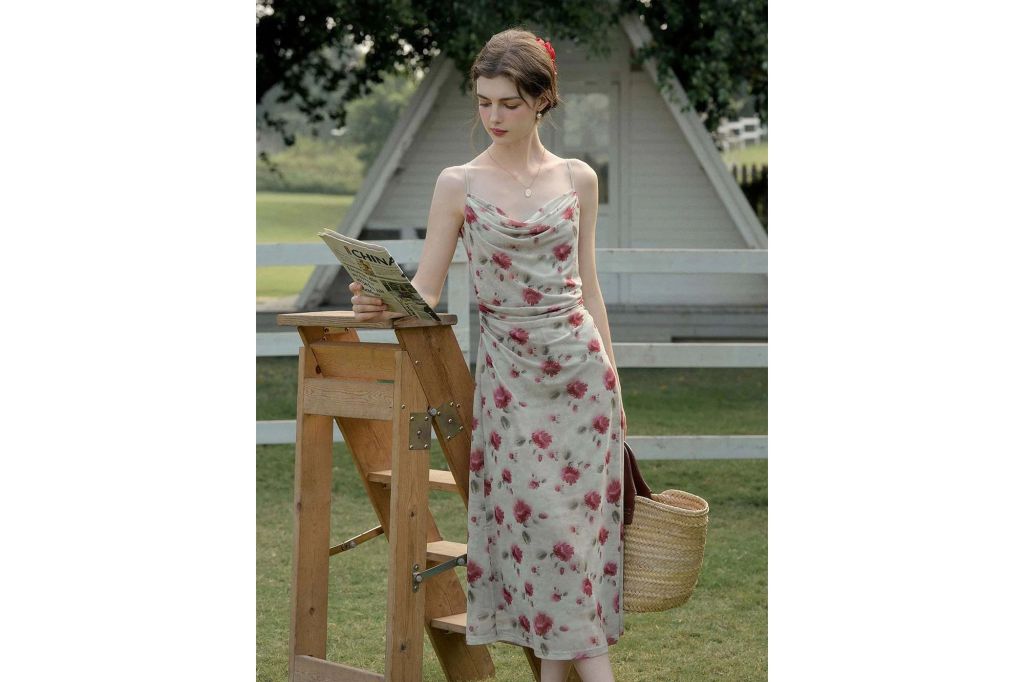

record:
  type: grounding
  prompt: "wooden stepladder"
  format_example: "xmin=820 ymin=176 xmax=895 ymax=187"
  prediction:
xmin=277 ymin=311 xmax=583 ymax=682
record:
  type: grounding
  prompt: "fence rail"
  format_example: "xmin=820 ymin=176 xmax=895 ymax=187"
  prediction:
xmin=257 ymin=241 xmax=768 ymax=459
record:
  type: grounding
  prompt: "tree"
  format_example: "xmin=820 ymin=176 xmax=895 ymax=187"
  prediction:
xmin=256 ymin=0 xmax=767 ymax=148
xmin=624 ymin=0 xmax=767 ymax=134
xmin=344 ymin=71 xmax=420 ymax=167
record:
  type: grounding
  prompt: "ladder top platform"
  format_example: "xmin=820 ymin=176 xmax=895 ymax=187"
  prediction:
xmin=277 ymin=310 xmax=458 ymax=329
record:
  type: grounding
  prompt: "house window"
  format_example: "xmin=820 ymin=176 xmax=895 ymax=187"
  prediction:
xmin=561 ymin=92 xmax=610 ymax=205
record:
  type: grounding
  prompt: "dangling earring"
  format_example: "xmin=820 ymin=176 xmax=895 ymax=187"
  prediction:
xmin=536 ymin=112 xmax=542 ymax=119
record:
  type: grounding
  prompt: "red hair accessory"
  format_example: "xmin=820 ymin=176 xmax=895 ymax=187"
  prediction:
xmin=536 ymin=36 xmax=557 ymax=73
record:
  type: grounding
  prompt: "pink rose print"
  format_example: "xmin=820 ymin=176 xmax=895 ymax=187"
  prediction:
xmin=494 ymin=505 xmax=505 ymax=525
xmin=553 ymin=243 xmax=573 ymax=261
xmin=561 ymin=465 xmax=580 ymax=485
xmin=552 ymin=541 xmax=574 ymax=562
xmin=489 ymin=431 xmax=502 ymax=449
xmin=493 ymin=385 xmax=512 ymax=408
xmin=513 ymin=499 xmax=533 ymax=524
xmin=541 ymin=359 xmax=562 ymax=377
xmin=565 ymin=277 xmax=576 ymax=289
xmin=592 ymin=415 xmax=610 ymax=434
xmin=604 ymin=367 xmax=617 ymax=390
xmin=584 ymin=490 xmax=602 ymax=511
xmin=561 ymin=203 xmax=576 ymax=221
xmin=568 ymin=311 xmax=584 ymax=327
xmin=613 ymin=593 xmax=620 ymax=613
xmin=483 ymin=478 xmax=492 ymax=496
xmin=522 ymin=287 xmax=543 ymax=305
xmin=552 ymin=591 xmax=562 ymax=602
xmin=511 ymin=544 xmax=523 ymax=563
xmin=508 ymin=327 xmax=530 ymax=345
xmin=534 ymin=612 xmax=554 ymax=636
xmin=491 ymin=252 xmax=512 ymax=269
xmin=588 ymin=338 xmax=601 ymax=353
xmin=603 ymin=561 xmax=618 ymax=577
xmin=503 ymin=586 xmax=513 ymax=605
xmin=478 ymin=302 xmax=494 ymax=315
xmin=469 ymin=448 xmax=484 ymax=473
xmin=607 ymin=479 xmax=622 ymax=504
xmin=465 ymin=206 xmax=479 ymax=224
xmin=524 ymin=581 xmax=534 ymax=596
xmin=502 ymin=468 xmax=512 ymax=484
xmin=519 ymin=614 xmax=531 ymax=632
xmin=582 ymin=577 xmax=593 ymax=596
xmin=485 ymin=353 xmax=493 ymax=368
xmin=531 ymin=430 xmax=553 ymax=449
xmin=598 ymin=526 xmax=609 ymax=545
xmin=566 ymin=379 xmax=588 ymax=399
xmin=467 ymin=560 xmax=483 ymax=584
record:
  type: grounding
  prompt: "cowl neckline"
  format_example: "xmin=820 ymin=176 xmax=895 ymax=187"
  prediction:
xmin=466 ymin=190 xmax=577 ymax=225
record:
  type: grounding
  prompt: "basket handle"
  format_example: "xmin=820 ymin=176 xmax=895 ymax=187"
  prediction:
xmin=623 ymin=440 xmax=652 ymax=525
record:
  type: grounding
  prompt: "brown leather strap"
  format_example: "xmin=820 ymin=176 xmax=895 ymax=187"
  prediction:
xmin=623 ymin=440 xmax=651 ymax=525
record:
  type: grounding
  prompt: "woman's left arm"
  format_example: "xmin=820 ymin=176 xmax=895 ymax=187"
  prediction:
xmin=574 ymin=160 xmax=626 ymax=436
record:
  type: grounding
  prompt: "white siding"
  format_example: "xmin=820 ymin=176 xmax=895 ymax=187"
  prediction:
xmin=624 ymin=70 xmax=766 ymax=305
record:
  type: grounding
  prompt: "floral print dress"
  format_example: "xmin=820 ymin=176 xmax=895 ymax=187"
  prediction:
xmin=459 ymin=160 xmax=625 ymax=661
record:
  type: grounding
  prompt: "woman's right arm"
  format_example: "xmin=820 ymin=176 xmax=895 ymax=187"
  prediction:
xmin=349 ymin=167 xmax=465 ymax=321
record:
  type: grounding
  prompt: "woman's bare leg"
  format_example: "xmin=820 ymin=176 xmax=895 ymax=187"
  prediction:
xmin=540 ymin=657 xmax=572 ymax=682
xmin=540 ymin=653 xmax=614 ymax=682
xmin=572 ymin=653 xmax=615 ymax=682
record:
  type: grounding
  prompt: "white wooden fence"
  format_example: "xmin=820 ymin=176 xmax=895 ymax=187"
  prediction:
xmin=257 ymin=241 xmax=768 ymax=459
xmin=716 ymin=116 xmax=767 ymax=151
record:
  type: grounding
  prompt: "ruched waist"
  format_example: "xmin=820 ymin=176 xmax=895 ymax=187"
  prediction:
xmin=476 ymin=296 xmax=585 ymax=324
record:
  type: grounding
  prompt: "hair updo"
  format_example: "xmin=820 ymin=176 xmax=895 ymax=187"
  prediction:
xmin=468 ymin=27 xmax=562 ymax=139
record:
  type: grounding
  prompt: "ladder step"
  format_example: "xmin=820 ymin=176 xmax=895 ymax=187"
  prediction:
xmin=426 ymin=540 xmax=467 ymax=563
xmin=366 ymin=468 xmax=458 ymax=493
xmin=430 ymin=611 xmax=467 ymax=634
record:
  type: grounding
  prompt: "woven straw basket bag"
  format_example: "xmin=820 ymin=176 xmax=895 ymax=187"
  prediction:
xmin=621 ymin=441 xmax=710 ymax=613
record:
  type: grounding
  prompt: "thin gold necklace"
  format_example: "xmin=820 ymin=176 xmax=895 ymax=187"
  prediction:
xmin=486 ymin=147 xmax=546 ymax=197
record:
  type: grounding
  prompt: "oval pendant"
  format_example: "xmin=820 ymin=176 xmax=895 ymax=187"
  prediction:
xmin=524 ymin=188 xmax=532 ymax=198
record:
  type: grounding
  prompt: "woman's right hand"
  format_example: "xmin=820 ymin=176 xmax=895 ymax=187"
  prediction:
xmin=349 ymin=281 xmax=404 ymax=322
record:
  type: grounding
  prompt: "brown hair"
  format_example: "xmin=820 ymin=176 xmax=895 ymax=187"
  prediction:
xmin=467 ymin=27 xmax=562 ymax=146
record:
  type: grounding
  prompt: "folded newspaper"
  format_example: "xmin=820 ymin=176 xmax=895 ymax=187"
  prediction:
xmin=318 ymin=228 xmax=441 ymax=322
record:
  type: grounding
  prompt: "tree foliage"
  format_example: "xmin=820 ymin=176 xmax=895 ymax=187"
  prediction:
xmin=256 ymin=0 xmax=766 ymax=147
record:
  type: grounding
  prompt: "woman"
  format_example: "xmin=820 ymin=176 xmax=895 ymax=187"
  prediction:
xmin=351 ymin=27 xmax=626 ymax=682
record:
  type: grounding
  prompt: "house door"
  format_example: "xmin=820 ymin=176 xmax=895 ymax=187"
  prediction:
xmin=543 ymin=80 xmax=622 ymax=304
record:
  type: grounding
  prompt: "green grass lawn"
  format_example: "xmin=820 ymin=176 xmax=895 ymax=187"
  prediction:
xmin=256 ymin=192 xmax=354 ymax=300
xmin=257 ymin=365 xmax=767 ymax=681
xmin=721 ymin=141 xmax=768 ymax=169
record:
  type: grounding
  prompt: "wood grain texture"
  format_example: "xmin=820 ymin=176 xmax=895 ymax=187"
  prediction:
xmin=289 ymin=346 xmax=335 ymax=675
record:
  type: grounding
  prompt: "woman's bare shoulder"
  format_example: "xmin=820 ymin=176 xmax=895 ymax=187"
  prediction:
xmin=567 ymin=157 xmax=597 ymax=178
xmin=430 ymin=163 xmax=468 ymax=215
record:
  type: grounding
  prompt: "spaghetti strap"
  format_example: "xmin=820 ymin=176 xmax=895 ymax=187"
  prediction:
xmin=464 ymin=164 xmax=471 ymax=196
xmin=566 ymin=159 xmax=575 ymax=191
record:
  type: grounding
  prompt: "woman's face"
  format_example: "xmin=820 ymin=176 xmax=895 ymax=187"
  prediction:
xmin=476 ymin=75 xmax=544 ymax=143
